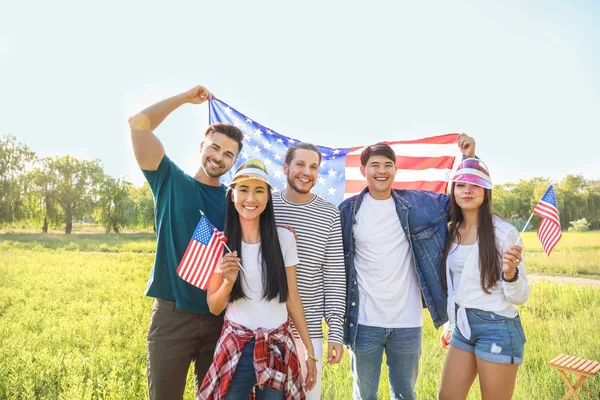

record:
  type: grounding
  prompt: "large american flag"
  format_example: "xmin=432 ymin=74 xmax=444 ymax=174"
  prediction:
xmin=177 ymin=215 xmax=227 ymax=290
xmin=533 ymin=185 xmax=562 ymax=256
xmin=209 ymin=98 xmax=460 ymax=205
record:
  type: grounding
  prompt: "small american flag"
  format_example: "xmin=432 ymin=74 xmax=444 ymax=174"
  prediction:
xmin=177 ymin=215 xmax=227 ymax=290
xmin=533 ymin=185 xmax=562 ymax=256
xmin=209 ymin=98 xmax=459 ymax=205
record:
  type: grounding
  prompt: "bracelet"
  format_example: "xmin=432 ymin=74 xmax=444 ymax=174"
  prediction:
xmin=501 ymin=267 xmax=519 ymax=283
xmin=306 ymin=353 xmax=318 ymax=362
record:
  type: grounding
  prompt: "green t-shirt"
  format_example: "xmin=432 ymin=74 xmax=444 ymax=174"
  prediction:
xmin=143 ymin=155 xmax=227 ymax=314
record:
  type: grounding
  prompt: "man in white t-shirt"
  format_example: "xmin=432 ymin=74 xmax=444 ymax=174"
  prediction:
xmin=339 ymin=137 xmax=475 ymax=399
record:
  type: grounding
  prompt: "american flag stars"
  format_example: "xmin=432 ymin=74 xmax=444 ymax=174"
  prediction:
xmin=209 ymin=98 xmax=352 ymax=203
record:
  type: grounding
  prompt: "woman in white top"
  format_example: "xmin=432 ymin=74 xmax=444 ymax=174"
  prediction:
xmin=199 ymin=159 xmax=316 ymax=400
xmin=438 ymin=158 xmax=530 ymax=400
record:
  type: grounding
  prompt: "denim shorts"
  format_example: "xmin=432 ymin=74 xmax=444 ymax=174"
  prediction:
xmin=449 ymin=308 xmax=527 ymax=365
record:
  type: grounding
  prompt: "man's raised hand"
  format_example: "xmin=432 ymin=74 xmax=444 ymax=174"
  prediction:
xmin=183 ymin=85 xmax=213 ymax=104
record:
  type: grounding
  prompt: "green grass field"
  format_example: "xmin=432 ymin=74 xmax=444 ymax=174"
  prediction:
xmin=1 ymin=231 xmax=599 ymax=399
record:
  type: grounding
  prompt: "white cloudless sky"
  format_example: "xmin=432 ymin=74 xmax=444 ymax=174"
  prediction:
xmin=1 ymin=1 xmax=598 ymax=186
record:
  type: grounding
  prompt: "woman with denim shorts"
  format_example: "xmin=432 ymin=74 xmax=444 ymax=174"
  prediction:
xmin=437 ymin=158 xmax=530 ymax=400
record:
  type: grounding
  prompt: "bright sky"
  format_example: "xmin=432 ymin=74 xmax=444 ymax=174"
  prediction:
xmin=1 ymin=1 xmax=599 ymax=187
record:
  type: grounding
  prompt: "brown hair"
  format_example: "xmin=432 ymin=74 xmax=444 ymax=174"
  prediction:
xmin=360 ymin=143 xmax=396 ymax=167
xmin=441 ymin=183 xmax=501 ymax=294
xmin=284 ymin=142 xmax=322 ymax=165
xmin=205 ymin=123 xmax=244 ymax=153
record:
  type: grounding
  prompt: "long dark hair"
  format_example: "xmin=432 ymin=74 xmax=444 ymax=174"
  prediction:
xmin=441 ymin=183 xmax=501 ymax=294
xmin=223 ymin=186 xmax=289 ymax=303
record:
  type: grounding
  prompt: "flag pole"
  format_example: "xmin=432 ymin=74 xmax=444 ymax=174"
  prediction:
xmin=515 ymin=212 xmax=535 ymax=245
xmin=223 ymin=242 xmax=248 ymax=275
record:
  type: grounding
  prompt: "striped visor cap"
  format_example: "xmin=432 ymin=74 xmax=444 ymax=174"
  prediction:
xmin=451 ymin=158 xmax=493 ymax=189
xmin=230 ymin=159 xmax=272 ymax=189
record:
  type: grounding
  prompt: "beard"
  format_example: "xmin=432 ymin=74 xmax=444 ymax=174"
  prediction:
xmin=286 ymin=174 xmax=315 ymax=194
xmin=202 ymin=157 xmax=227 ymax=178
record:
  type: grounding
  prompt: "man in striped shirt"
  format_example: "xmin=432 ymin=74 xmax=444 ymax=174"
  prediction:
xmin=272 ymin=142 xmax=347 ymax=399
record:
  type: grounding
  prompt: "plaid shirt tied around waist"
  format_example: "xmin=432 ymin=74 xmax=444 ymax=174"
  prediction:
xmin=198 ymin=316 xmax=304 ymax=400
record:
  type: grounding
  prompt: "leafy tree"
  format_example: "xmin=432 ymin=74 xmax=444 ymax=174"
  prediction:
xmin=46 ymin=156 xmax=105 ymax=233
xmin=25 ymin=159 xmax=62 ymax=232
xmin=130 ymin=182 xmax=155 ymax=230
xmin=96 ymin=176 xmax=136 ymax=233
xmin=0 ymin=135 xmax=36 ymax=225
xmin=556 ymin=175 xmax=590 ymax=229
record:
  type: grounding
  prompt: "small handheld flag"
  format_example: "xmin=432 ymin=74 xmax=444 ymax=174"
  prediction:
xmin=532 ymin=185 xmax=562 ymax=256
xmin=177 ymin=215 xmax=227 ymax=290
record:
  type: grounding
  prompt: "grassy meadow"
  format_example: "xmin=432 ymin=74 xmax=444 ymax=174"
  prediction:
xmin=1 ymin=230 xmax=599 ymax=399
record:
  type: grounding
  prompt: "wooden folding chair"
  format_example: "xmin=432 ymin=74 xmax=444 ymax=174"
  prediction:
xmin=549 ymin=354 xmax=600 ymax=399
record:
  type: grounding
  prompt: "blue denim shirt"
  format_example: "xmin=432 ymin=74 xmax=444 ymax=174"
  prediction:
xmin=339 ymin=187 xmax=450 ymax=349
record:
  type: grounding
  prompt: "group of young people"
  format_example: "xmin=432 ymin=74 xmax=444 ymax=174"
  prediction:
xmin=129 ymin=85 xmax=530 ymax=400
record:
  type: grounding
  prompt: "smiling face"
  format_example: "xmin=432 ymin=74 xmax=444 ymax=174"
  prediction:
xmin=453 ymin=182 xmax=485 ymax=211
xmin=232 ymin=179 xmax=269 ymax=222
xmin=200 ymin=132 xmax=240 ymax=178
xmin=361 ymin=154 xmax=397 ymax=200
xmin=283 ymin=148 xmax=320 ymax=195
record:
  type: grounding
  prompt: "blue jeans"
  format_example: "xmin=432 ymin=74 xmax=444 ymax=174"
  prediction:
xmin=225 ymin=339 xmax=284 ymax=400
xmin=350 ymin=325 xmax=422 ymax=400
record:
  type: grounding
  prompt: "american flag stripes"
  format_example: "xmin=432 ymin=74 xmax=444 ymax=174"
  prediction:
xmin=533 ymin=185 xmax=562 ymax=256
xmin=177 ymin=215 xmax=227 ymax=290
xmin=344 ymin=134 xmax=460 ymax=196
xmin=209 ymin=98 xmax=459 ymax=205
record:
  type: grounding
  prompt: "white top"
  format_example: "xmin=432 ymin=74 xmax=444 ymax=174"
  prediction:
xmin=445 ymin=216 xmax=530 ymax=339
xmin=447 ymin=243 xmax=477 ymax=293
xmin=218 ymin=227 xmax=299 ymax=330
xmin=353 ymin=192 xmax=423 ymax=328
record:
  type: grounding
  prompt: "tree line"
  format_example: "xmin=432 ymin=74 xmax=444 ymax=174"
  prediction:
xmin=1 ymin=135 xmax=154 ymax=233
xmin=1 ymin=134 xmax=599 ymax=233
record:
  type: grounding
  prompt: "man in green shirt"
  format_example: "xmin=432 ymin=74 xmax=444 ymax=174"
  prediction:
xmin=129 ymin=85 xmax=243 ymax=400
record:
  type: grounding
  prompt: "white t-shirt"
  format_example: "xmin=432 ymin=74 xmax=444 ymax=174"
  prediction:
xmin=353 ymin=193 xmax=423 ymax=328
xmin=218 ymin=227 xmax=299 ymax=330
xmin=447 ymin=242 xmax=477 ymax=293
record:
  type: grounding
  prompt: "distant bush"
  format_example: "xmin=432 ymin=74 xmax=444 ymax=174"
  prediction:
xmin=568 ymin=218 xmax=590 ymax=232
xmin=64 ymin=242 xmax=80 ymax=251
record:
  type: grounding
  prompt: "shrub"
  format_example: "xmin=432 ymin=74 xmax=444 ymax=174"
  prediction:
xmin=568 ymin=218 xmax=590 ymax=232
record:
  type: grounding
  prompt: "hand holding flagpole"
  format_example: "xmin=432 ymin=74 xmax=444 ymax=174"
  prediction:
xmin=223 ymin=242 xmax=247 ymax=275
xmin=199 ymin=210 xmax=247 ymax=275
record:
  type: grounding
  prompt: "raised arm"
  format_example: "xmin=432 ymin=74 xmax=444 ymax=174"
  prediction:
xmin=438 ymin=133 xmax=478 ymax=216
xmin=457 ymin=133 xmax=476 ymax=159
xmin=129 ymin=85 xmax=212 ymax=170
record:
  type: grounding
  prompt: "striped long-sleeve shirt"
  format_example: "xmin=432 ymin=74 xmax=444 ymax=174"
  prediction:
xmin=272 ymin=191 xmax=346 ymax=344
